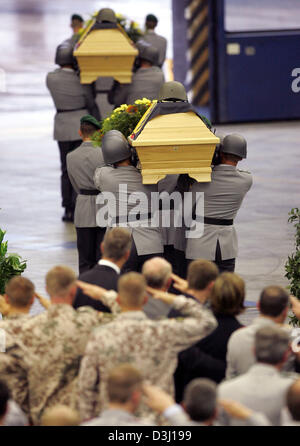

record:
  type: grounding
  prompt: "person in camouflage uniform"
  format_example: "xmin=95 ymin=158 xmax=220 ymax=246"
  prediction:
xmin=0 ymin=276 xmax=41 ymax=321
xmin=82 ymin=364 xmax=153 ymax=426
xmin=77 ymin=272 xmax=217 ymax=421
xmin=0 ymin=266 xmax=116 ymax=425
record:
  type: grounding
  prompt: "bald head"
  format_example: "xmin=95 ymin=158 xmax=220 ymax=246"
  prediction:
xmin=287 ymin=379 xmax=300 ymax=421
xmin=41 ymin=405 xmax=80 ymax=426
xmin=142 ymin=257 xmax=172 ymax=290
xmin=118 ymin=272 xmax=147 ymax=309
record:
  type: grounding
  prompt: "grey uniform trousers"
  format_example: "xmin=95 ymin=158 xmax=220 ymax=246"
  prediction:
xmin=58 ymin=140 xmax=81 ymax=210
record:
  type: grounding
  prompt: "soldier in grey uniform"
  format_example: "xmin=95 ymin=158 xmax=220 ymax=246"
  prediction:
xmin=143 ymin=14 xmax=167 ymax=68
xmin=109 ymin=43 xmax=164 ymax=107
xmin=67 ymin=115 xmax=106 ymax=274
xmin=46 ymin=41 xmax=99 ymax=222
xmin=91 ymin=9 xmax=117 ymax=120
xmin=185 ymin=134 xmax=253 ymax=272
xmin=94 ymin=130 xmax=165 ymax=272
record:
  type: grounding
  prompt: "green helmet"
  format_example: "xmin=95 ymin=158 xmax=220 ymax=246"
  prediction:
xmin=158 ymin=81 xmax=188 ymax=102
xmin=96 ymin=8 xmax=117 ymax=24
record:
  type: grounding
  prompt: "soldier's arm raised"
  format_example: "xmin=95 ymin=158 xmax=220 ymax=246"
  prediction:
xmin=147 ymin=287 xmax=217 ymax=352
xmin=76 ymin=281 xmax=120 ymax=314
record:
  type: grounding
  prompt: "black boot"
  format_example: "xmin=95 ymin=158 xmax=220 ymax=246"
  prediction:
xmin=62 ymin=208 xmax=74 ymax=223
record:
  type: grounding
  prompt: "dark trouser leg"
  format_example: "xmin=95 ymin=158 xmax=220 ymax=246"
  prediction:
xmin=95 ymin=227 xmax=106 ymax=263
xmin=121 ymin=239 xmax=163 ymax=273
xmin=76 ymin=227 xmax=105 ymax=274
xmin=58 ymin=140 xmax=81 ymax=209
xmin=214 ymin=240 xmax=235 ymax=273
xmin=164 ymin=245 xmax=187 ymax=277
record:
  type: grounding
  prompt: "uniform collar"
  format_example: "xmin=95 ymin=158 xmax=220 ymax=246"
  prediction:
xmin=213 ymin=164 xmax=236 ymax=171
xmin=98 ymin=259 xmax=120 ymax=274
xmin=117 ymin=311 xmax=148 ymax=321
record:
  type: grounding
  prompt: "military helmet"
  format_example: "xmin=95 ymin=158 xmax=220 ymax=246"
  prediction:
xmin=102 ymin=130 xmax=132 ymax=165
xmin=96 ymin=8 xmax=117 ymax=23
xmin=136 ymin=41 xmax=159 ymax=66
xmin=55 ymin=41 xmax=75 ymax=66
xmin=158 ymin=81 xmax=188 ymax=101
xmin=221 ymin=133 xmax=247 ymax=159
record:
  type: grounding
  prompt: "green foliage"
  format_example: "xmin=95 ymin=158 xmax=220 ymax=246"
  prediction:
xmin=0 ymin=229 xmax=27 ymax=295
xmin=285 ymin=208 xmax=300 ymax=326
xmin=91 ymin=99 xmax=152 ymax=147
xmin=116 ymin=14 xmax=144 ymax=43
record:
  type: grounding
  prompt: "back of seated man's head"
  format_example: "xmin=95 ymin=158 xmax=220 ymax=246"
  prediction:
xmin=0 ymin=380 xmax=10 ymax=424
xmin=46 ymin=265 xmax=76 ymax=300
xmin=183 ymin=378 xmax=217 ymax=423
xmin=254 ymin=326 xmax=290 ymax=366
xmin=41 ymin=405 xmax=80 ymax=426
xmin=259 ymin=285 xmax=289 ymax=319
xmin=107 ymin=364 xmax=143 ymax=407
xmin=102 ymin=228 xmax=132 ymax=262
xmin=117 ymin=272 xmax=147 ymax=309
xmin=5 ymin=276 xmax=35 ymax=309
xmin=286 ymin=379 xmax=300 ymax=421
xmin=187 ymin=259 xmax=219 ymax=291
xmin=142 ymin=257 xmax=172 ymax=290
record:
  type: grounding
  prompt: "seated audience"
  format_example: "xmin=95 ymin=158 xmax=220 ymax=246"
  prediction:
xmin=142 ymin=257 xmax=173 ymax=319
xmin=0 ymin=265 xmax=117 ymax=425
xmin=226 ymin=285 xmax=292 ymax=378
xmin=144 ymin=378 xmax=269 ymax=426
xmin=77 ymin=272 xmax=217 ymax=421
xmin=219 ymin=325 xmax=297 ymax=425
xmin=82 ymin=364 xmax=152 ymax=426
xmin=0 ymin=276 xmax=49 ymax=320
xmin=282 ymin=379 xmax=300 ymax=426
xmin=73 ymin=227 xmax=131 ymax=312
xmin=41 ymin=405 xmax=80 ymax=426
xmin=175 ymin=271 xmax=245 ymax=402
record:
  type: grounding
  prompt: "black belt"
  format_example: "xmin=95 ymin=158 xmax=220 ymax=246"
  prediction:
xmin=79 ymin=189 xmax=99 ymax=196
xmin=191 ymin=212 xmax=233 ymax=226
xmin=56 ymin=107 xmax=86 ymax=113
xmin=203 ymin=217 xmax=233 ymax=225
xmin=111 ymin=212 xmax=152 ymax=225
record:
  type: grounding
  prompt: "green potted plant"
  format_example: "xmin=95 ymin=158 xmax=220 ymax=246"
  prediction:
xmin=0 ymin=229 xmax=27 ymax=295
xmin=285 ymin=207 xmax=300 ymax=326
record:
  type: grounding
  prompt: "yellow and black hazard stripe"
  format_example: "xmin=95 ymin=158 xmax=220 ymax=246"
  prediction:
xmin=186 ymin=0 xmax=210 ymax=106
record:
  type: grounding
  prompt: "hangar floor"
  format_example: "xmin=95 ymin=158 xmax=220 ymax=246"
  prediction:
xmin=0 ymin=1 xmax=299 ymax=323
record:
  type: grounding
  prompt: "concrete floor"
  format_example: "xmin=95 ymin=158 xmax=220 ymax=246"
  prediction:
xmin=0 ymin=1 xmax=299 ymax=321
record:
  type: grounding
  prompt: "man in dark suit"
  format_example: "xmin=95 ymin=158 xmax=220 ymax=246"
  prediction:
xmin=73 ymin=228 xmax=131 ymax=312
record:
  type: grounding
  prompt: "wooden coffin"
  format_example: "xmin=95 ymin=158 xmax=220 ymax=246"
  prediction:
xmin=74 ymin=27 xmax=138 ymax=84
xmin=130 ymin=110 xmax=220 ymax=184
